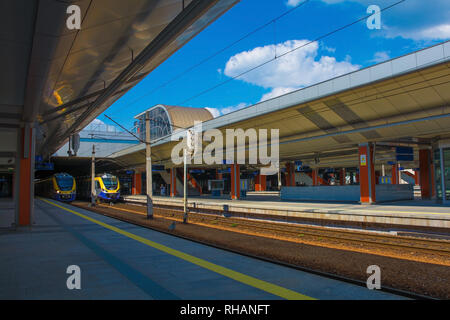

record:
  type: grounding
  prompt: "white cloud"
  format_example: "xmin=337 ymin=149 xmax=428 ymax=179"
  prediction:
xmin=260 ymin=87 xmax=298 ymax=102
xmin=224 ymin=40 xmax=359 ymax=89
xmin=310 ymin=0 xmax=450 ymax=41
xmin=85 ymin=118 xmax=117 ymax=132
xmin=205 ymin=107 xmax=221 ymax=118
xmin=322 ymin=45 xmax=336 ymax=54
xmin=286 ymin=0 xmax=305 ymax=7
xmin=387 ymin=23 xmax=450 ymax=41
xmin=221 ymin=102 xmax=249 ymax=115
xmin=206 ymin=103 xmax=249 ymax=118
xmin=371 ymin=51 xmax=390 ymax=63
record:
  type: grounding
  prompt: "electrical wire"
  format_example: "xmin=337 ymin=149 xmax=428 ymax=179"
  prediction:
xmin=104 ymin=0 xmax=411 ymax=147
xmin=176 ymin=0 xmax=407 ymax=106
xmin=107 ymin=0 xmax=311 ymax=117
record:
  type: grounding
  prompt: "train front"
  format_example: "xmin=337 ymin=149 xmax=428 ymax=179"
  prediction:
xmin=97 ymin=174 xmax=120 ymax=202
xmin=53 ymin=173 xmax=76 ymax=202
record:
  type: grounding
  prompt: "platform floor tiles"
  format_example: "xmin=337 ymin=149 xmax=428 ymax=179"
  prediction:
xmin=0 ymin=198 xmax=405 ymax=300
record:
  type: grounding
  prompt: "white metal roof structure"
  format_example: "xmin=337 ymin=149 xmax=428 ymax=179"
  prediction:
xmin=0 ymin=0 xmax=239 ymax=163
xmin=109 ymin=41 xmax=450 ymax=169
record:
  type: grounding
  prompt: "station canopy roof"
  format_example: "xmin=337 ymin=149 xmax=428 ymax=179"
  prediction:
xmin=109 ymin=41 xmax=450 ymax=170
xmin=0 ymin=0 xmax=239 ymax=158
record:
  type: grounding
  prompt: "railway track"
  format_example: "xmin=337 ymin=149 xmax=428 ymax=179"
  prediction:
xmin=68 ymin=200 xmax=450 ymax=299
xmin=91 ymin=202 xmax=450 ymax=258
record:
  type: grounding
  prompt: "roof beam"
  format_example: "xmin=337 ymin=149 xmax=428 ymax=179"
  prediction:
xmin=43 ymin=0 xmax=234 ymax=156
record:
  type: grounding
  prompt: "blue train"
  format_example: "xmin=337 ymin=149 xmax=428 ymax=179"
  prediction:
xmin=78 ymin=173 xmax=121 ymax=202
xmin=35 ymin=173 xmax=76 ymax=202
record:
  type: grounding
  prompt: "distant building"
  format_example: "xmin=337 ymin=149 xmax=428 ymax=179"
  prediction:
xmin=134 ymin=104 xmax=214 ymax=141
xmin=53 ymin=119 xmax=139 ymax=158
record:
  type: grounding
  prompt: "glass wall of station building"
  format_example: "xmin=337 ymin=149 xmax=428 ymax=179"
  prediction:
xmin=433 ymin=141 xmax=450 ymax=204
xmin=136 ymin=107 xmax=172 ymax=142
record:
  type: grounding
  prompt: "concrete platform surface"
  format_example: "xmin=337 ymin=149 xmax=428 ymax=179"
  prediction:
xmin=123 ymin=194 xmax=450 ymax=230
xmin=0 ymin=198 xmax=404 ymax=300
xmin=0 ymin=198 xmax=14 ymax=228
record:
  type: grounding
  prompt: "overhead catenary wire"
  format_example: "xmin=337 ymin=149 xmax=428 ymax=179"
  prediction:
xmin=103 ymin=113 xmax=193 ymax=146
xmin=104 ymin=0 xmax=409 ymax=146
xmin=107 ymin=0 xmax=311 ymax=117
xmin=104 ymin=64 xmax=446 ymax=151
xmin=135 ymin=72 xmax=450 ymax=150
xmin=176 ymin=0 xmax=407 ymax=106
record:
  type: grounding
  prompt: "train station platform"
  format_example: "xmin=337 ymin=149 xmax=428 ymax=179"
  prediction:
xmin=0 ymin=198 xmax=404 ymax=300
xmin=0 ymin=198 xmax=16 ymax=229
xmin=123 ymin=194 xmax=450 ymax=232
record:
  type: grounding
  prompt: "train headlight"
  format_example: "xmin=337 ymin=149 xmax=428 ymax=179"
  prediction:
xmin=56 ymin=191 xmax=60 ymax=194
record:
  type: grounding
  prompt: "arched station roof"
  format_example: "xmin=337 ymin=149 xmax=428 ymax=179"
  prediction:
xmin=134 ymin=104 xmax=214 ymax=141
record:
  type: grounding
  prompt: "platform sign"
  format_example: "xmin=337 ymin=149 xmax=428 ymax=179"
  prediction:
xmin=35 ymin=162 xmax=54 ymax=171
xmin=379 ymin=176 xmax=392 ymax=184
xmin=240 ymin=179 xmax=249 ymax=191
xmin=151 ymin=165 xmax=165 ymax=171
xmin=189 ymin=169 xmax=204 ymax=174
xmin=395 ymin=146 xmax=414 ymax=161
xmin=218 ymin=168 xmax=231 ymax=174
xmin=360 ymin=154 xmax=367 ymax=166
xmin=208 ymin=180 xmax=224 ymax=191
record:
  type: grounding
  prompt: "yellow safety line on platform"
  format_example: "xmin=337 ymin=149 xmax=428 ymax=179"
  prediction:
xmin=40 ymin=198 xmax=315 ymax=300
xmin=95 ymin=203 xmax=450 ymax=267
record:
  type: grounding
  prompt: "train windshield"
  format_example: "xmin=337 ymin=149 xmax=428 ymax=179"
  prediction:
xmin=55 ymin=176 xmax=74 ymax=191
xmin=102 ymin=177 xmax=118 ymax=190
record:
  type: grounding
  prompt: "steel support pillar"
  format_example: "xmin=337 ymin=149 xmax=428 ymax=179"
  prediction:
xmin=231 ymin=164 xmax=240 ymax=200
xmin=359 ymin=143 xmax=376 ymax=204
xmin=132 ymin=173 xmax=142 ymax=195
xmin=391 ymin=164 xmax=398 ymax=184
xmin=419 ymin=149 xmax=433 ymax=199
xmin=255 ymin=174 xmax=266 ymax=191
xmin=16 ymin=124 xmax=35 ymax=226
xmin=311 ymin=169 xmax=318 ymax=186
xmin=285 ymin=162 xmax=295 ymax=186
xmin=340 ymin=168 xmax=346 ymax=185
xmin=170 ymin=168 xmax=177 ymax=197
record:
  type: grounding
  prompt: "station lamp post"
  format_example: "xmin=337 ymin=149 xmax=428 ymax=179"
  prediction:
xmin=145 ymin=112 xmax=153 ymax=219
xmin=183 ymin=128 xmax=195 ymax=224
xmin=90 ymin=144 xmax=96 ymax=207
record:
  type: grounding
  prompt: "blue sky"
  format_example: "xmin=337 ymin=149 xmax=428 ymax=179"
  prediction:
xmin=100 ymin=0 xmax=449 ymax=131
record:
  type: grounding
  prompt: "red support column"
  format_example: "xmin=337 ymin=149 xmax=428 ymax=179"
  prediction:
xmin=255 ymin=174 xmax=266 ymax=191
xmin=231 ymin=164 xmax=240 ymax=200
xmin=216 ymin=170 xmax=223 ymax=195
xmin=359 ymin=143 xmax=376 ymax=204
xmin=18 ymin=126 xmax=34 ymax=226
xmin=216 ymin=169 xmax=223 ymax=180
xmin=170 ymin=168 xmax=177 ymax=197
xmin=391 ymin=164 xmax=398 ymax=184
xmin=187 ymin=173 xmax=202 ymax=195
xmin=340 ymin=168 xmax=346 ymax=185
xmin=414 ymin=170 xmax=420 ymax=185
xmin=285 ymin=162 xmax=295 ymax=186
xmin=132 ymin=173 xmax=142 ymax=195
xmin=311 ymin=169 xmax=318 ymax=186
xmin=431 ymin=163 xmax=436 ymax=197
xmin=419 ymin=149 xmax=432 ymax=199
